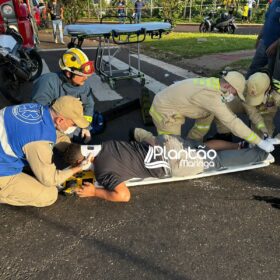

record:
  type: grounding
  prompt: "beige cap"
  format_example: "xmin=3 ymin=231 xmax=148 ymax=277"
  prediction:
xmin=223 ymin=71 xmax=246 ymax=101
xmin=52 ymin=96 xmax=89 ymax=128
xmin=245 ymin=72 xmax=271 ymax=106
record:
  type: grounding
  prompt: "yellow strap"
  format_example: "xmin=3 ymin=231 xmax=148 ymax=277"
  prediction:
xmin=84 ymin=115 xmax=93 ymax=123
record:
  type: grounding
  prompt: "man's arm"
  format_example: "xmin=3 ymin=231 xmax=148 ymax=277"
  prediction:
xmin=75 ymin=182 xmax=131 ymax=202
xmin=60 ymin=5 xmax=64 ymax=19
xmin=23 ymin=141 xmax=83 ymax=187
xmin=191 ymin=91 xmax=262 ymax=144
xmin=31 ymin=74 xmax=58 ymax=106
xmin=242 ymin=103 xmax=269 ymax=136
xmin=82 ymin=86 xmax=95 ymax=123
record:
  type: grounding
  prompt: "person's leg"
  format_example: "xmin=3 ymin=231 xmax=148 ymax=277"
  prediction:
xmin=149 ymin=105 xmax=184 ymax=135
xmin=246 ymin=40 xmax=268 ymax=79
xmin=0 ymin=173 xmax=58 ymax=207
xmin=52 ymin=20 xmax=57 ymax=43
xmin=155 ymin=135 xmax=205 ymax=177
xmin=216 ymin=147 xmax=268 ymax=168
xmin=273 ymin=43 xmax=280 ymax=80
xmin=58 ymin=19 xmax=64 ymax=43
xmin=138 ymin=12 xmax=142 ymax=23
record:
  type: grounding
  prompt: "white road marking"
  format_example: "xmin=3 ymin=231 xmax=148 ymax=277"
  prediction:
xmin=88 ymin=74 xmax=122 ymax=101
xmin=131 ymin=53 xmax=198 ymax=78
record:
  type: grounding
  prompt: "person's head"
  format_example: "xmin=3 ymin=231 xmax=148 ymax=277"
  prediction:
xmin=63 ymin=143 xmax=84 ymax=166
xmin=220 ymin=71 xmax=246 ymax=102
xmin=59 ymin=48 xmax=94 ymax=86
xmin=63 ymin=143 xmax=95 ymax=167
xmin=50 ymin=96 xmax=89 ymax=133
xmin=245 ymin=72 xmax=271 ymax=106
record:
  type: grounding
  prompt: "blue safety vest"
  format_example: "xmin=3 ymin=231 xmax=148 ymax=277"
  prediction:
xmin=0 ymin=103 xmax=56 ymax=176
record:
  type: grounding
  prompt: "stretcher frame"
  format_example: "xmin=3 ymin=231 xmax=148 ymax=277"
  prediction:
xmin=64 ymin=22 xmax=172 ymax=89
xmin=61 ymin=151 xmax=274 ymax=193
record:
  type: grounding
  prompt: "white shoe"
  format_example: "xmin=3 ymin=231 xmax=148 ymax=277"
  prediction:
xmin=134 ymin=128 xmax=155 ymax=143
xmin=61 ymin=40 xmax=65 ymax=44
xmin=55 ymin=39 xmax=58 ymax=44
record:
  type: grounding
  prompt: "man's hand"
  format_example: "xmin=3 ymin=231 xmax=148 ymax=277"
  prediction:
xmin=81 ymin=128 xmax=91 ymax=144
xmin=266 ymin=40 xmax=279 ymax=57
xmin=266 ymin=137 xmax=280 ymax=145
xmin=257 ymin=139 xmax=275 ymax=153
xmin=75 ymin=182 xmax=96 ymax=197
xmin=78 ymin=154 xmax=94 ymax=171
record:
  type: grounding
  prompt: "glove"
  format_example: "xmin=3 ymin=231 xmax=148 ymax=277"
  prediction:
xmin=266 ymin=137 xmax=280 ymax=145
xmin=79 ymin=154 xmax=94 ymax=171
xmin=81 ymin=128 xmax=91 ymax=144
xmin=257 ymin=139 xmax=275 ymax=153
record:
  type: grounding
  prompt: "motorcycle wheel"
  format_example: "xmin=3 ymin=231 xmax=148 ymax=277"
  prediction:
xmin=28 ymin=49 xmax=43 ymax=81
xmin=199 ymin=23 xmax=208 ymax=33
xmin=228 ymin=25 xmax=235 ymax=34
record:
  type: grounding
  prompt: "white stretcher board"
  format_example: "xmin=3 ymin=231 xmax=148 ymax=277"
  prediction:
xmin=64 ymin=22 xmax=172 ymax=37
xmin=92 ymin=153 xmax=274 ymax=188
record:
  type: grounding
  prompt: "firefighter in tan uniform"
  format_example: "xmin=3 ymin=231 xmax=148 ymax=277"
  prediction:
xmin=214 ymin=72 xmax=272 ymax=139
xmin=149 ymin=71 xmax=274 ymax=153
xmin=0 ymin=96 xmax=93 ymax=207
xmin=245 ymin=74 xmax=280 ymax=137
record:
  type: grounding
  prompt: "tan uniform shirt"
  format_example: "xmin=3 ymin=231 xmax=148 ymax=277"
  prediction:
xmin=23 ymin=141 xmax=73 ymax=187
xmin=152 ymin=78 xmax=261 ymax=144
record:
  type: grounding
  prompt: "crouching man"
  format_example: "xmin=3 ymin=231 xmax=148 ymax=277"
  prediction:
xmin=62 ymin=129 xmax=276 ymax=203
xmin=0 ymin=96 xmax=92 ymax=207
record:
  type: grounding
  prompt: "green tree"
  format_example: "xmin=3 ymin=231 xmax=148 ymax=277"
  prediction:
xmin=62 ymin=0 xmax=87 ymax=24
xmin=158 ymin=0 xmax=185 ymax=22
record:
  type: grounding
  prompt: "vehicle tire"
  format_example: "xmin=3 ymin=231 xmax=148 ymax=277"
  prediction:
xmin=199 ymin=22 xmax=208 ymax=33
xmin=28 ymin=49 xmax=43 ymax=81
xmin=228 ymin=25 xmax=235 ymax=34
xmin=0 ymin=69 xmax=22 ymax=104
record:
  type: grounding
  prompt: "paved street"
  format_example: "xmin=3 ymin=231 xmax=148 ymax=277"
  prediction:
xmin=0 ymin=37 xmax=280 ymax=280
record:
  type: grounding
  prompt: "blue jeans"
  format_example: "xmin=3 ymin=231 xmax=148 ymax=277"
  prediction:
xmin=135 ymin=12 xmax=142 ymax=23
xmin=52 ymin=19 xmax=64 ymax=42
xmin=246 ymin=39 xmax=276 ymax=79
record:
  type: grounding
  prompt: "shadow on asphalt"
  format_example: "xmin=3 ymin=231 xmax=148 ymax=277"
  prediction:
xmin=253 ymin=195 xmax=280 ymax=210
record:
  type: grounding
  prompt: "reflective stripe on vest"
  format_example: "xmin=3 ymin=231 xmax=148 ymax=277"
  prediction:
xmin=0 ymin=108 xmax=17 ymax=158
xmin=256 ymin=121 xmax=266 ymax=130
xmin=149 ymin=105 xmax=163 ymax=123
xmin=194 ymin=123 xmax=210 ymax=131
xmin=192 ymin=77 xmax=220 ymax=91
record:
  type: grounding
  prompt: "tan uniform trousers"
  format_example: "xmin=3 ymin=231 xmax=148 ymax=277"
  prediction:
xmin=0 ymin=173 xmax=58 ymax=207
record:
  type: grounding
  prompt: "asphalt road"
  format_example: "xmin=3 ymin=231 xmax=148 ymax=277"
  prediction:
xmin=0 ymin=49 xmax=280 ymax=280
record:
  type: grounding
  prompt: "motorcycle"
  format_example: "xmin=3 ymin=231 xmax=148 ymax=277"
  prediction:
xmin=199 ymin=11 xmax=237 ymax=34
xmin=0 ymin=25 xmax=42 ymax=103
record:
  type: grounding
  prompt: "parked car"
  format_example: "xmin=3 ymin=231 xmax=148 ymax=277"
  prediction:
xmin=0 ymin=0 xmax=40 ymax=48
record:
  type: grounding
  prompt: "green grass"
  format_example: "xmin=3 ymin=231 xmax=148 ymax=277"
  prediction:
xmin=143 ymin=32 xmax=257 ymax=58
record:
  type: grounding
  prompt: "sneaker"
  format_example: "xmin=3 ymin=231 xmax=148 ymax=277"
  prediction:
xmin=133 ymin=128 xmax=156 ymax=144
xmin=61 ymin=40 xmax=65 ymax=44
xmin=55 ymin=39 xmax=58 ymax=44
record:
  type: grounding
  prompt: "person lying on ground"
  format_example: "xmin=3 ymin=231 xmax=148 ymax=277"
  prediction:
xmin=62 ymin=129 xmax=274 ymax=203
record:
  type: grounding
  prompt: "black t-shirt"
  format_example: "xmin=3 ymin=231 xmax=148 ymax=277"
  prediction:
xmin=94 ymin=140 xmax=166 ymax=191
xmin=48 ymin=2 xmax=62 ymax=20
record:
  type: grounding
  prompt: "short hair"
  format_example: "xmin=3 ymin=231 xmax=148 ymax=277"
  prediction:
xmin=63 ymin=143 xmax=84 ymax=166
